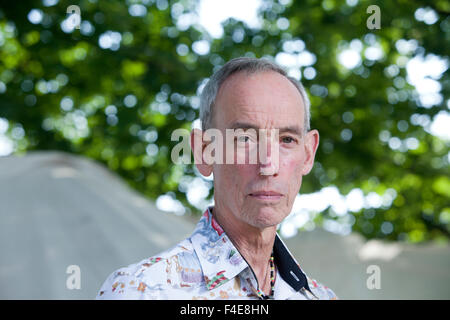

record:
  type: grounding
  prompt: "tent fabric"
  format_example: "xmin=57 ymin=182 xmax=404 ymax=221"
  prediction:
xmin=0 ymin=151 xmax=448 ymax=299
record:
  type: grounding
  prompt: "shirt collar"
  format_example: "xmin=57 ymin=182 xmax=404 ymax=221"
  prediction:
xmin=190 ymin=206 xmax=311 ymax=293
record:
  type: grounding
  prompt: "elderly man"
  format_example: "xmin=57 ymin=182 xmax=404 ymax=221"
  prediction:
xmin=96 ymin=57 xmax=337 ymax=300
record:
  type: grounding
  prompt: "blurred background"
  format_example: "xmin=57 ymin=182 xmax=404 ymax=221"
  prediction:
xmin=0 ymin=0 xmax=449 ymax=299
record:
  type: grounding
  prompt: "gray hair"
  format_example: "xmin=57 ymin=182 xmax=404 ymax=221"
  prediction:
xmin=199 ymin=57 xmax=311 ymax=132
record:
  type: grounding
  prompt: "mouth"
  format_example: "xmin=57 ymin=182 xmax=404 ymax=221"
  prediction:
xmin=248 ymin=191 xmax=283 ymax=201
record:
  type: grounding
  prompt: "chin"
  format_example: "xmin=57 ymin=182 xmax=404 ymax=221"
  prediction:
xmin=247 ymin=205 xmax=287 ymax=229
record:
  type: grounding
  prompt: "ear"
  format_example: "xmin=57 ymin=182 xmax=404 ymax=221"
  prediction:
xmin=190 ymin=128 xmax=213 ymax=177
xmin=301 ymin=129 xmax=319 ymax=175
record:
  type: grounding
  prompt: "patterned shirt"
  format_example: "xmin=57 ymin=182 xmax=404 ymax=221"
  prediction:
xmin=96 ymin=207 xmax=338 ymax=300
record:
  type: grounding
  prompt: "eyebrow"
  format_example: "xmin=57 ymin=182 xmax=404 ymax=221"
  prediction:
xmin=228 ymin=121 xmax=304 ymax=137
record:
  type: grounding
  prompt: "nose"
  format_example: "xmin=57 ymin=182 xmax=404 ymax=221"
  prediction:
xmin=258 ymin=130 xmax=279 ymax=176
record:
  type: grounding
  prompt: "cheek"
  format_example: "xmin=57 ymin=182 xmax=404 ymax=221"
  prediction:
xmin=215 ymin=164 xmax=254 ymax=195
xmin=230 ymin=164 xmax=256 ymax=192
xmin=280 ymin=154 xmax=304 ymax=189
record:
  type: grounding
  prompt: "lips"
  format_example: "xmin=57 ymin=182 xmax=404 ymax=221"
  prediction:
xmin=249 ymin=191 xmax=283 ymax=196
xmin=249 ymin=191 xmax=283 ymax=201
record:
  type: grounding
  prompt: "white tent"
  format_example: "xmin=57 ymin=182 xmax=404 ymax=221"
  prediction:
xmin=284 ymin=226 xmax=450 ymax=299
xmin=0 ymin=151 xmax=194 ymax=299
xmin=0 ymin=151 xmax=448 ymax=299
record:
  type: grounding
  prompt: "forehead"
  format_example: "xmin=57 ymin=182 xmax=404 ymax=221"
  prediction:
xmin=213 ymin=71 xmax=305 ymax=129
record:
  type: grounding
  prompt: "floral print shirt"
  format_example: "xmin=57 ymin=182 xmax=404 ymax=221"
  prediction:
xmin=96 ymin=207 xmax=338 ymax=300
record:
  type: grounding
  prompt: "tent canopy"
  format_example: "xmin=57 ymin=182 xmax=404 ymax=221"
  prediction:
xmin=0 ymin=151 xmax=448 ymax=299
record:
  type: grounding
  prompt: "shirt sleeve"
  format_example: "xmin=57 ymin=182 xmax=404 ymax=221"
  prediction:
xmin=308 ymin=277 xmax=339 ymax=300
xmin=322 ymin=285 xmax=339 ymax=300
xmin=95 ymin=268 xmax=155 ymax=300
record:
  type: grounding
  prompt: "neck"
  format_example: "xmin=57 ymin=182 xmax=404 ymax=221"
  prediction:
xmin=211 ymin=204 xmax=276 ymax=293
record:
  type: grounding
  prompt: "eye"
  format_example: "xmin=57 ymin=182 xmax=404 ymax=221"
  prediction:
xmin=281 ymin=136 xmax=296 ymax=144
xmin=236 ymin=135 xmax=250 ymax=143
xmin=236 ymin=133 xmax=258 ymax=144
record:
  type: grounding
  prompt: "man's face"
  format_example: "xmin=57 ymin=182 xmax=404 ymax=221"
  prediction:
xmin=202 ymin=71 xmax=319 ymax=229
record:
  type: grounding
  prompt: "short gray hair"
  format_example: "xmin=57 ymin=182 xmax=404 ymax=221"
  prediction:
xmin=199 ymin=57 xmax=311 ymax=132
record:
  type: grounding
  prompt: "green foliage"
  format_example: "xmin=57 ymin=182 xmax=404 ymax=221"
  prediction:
xmin=0 ymin=0 xmax=448 ymax=243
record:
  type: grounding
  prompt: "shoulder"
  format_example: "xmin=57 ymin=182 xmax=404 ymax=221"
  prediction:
xmin=96 ymin=238 xmax=198 ymax=300
xmin=305 ymin=276 xmax=339 ymax=300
